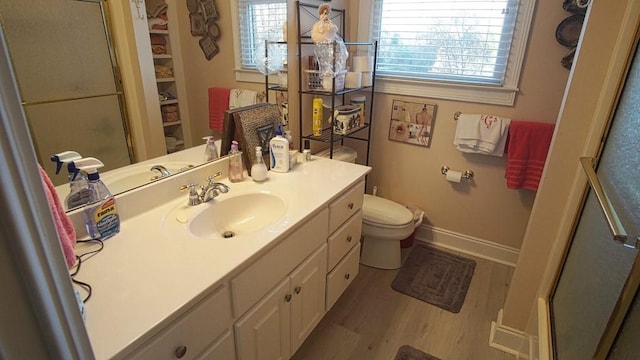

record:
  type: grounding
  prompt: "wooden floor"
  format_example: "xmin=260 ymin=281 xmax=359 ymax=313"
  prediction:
xmin=291 ymin=245 xmax=516 ymax=360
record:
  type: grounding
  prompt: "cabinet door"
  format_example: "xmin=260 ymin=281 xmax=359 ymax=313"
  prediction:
xmin=234 ymin=279 xmax=291 ymax=360
xmin=290 ymin=244 xmax=328 ymax=354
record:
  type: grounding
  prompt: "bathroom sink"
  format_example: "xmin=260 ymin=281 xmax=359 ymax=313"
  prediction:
xmin=166 ymin=192 xmax=287 ymax=239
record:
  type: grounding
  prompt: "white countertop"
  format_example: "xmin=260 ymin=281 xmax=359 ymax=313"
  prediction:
xmin=74 ymin=156 xmax=370 ymax=359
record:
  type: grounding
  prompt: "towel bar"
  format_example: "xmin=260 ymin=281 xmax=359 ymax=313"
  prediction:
xmin=441 ymin=166 xmax=474 ymax=180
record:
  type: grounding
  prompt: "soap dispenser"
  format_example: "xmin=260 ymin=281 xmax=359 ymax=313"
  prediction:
xmin=251 ymin=146 xmax=268 ymax=182
xmin=228 ymin=140 xmax=244 ymax=182
xmin=203 ymin=136 xmax=219 ymax=162
xmin=72 ymin=157 xmax=120 ymax=240
xmin=269 ymin=124 xmax=290 ymax=172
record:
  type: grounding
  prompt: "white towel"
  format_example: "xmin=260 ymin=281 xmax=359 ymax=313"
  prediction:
xmin=229 ymin=89 xmax=258 ymax=109
xmin=454 ymin=114 xmax=511 ymax=157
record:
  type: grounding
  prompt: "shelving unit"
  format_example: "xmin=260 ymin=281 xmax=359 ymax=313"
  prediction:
xmin=147 ymin=3 xmax=187 ymax=153
xmin=295 ymin=1 xmax=377 ymax=165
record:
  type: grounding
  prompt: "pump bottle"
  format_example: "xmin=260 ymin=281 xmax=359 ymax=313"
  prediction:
xmin=228 ymin=140 xmax=244 ymax=182
xmin=270 ymin=124 xmax=290 ymax=172
xmin=73 ymin=157 xmax=120 ymax=240
xmin=203 ymin=136 xmax=219 ymax=162
xmin=251 ymin=146 xmax=268 ymax=182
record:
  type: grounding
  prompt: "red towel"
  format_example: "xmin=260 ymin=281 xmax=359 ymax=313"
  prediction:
xmin=505 ymin=121 xmax=555 ymax=191
xmin=38 ymin=164 xmax=77 ymax=269
xmin=208 ymin=87 xmax=230 ymax=132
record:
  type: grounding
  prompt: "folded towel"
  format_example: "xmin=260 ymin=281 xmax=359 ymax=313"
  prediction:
xmin=39 ymin=164 xmax=76 ymax=269
xmin=209 ymin=87 xmax=230 ymax=131
xmin=229 ymin=89 xmax=258 ymax=110
xmin=454 ymin=114 xmax=511 ymax=157
xmin=505 ymin=121 xmax=555 ymax=191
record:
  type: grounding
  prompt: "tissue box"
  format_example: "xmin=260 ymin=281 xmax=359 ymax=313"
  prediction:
xmin=332 ymin=105 xmax=361 ymax=135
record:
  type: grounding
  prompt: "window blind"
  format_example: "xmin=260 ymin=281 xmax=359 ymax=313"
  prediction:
xmin=371 ymin=0 xmax=519 ymax=85
xmin=238 ymin=0 xmax=287 ymax=68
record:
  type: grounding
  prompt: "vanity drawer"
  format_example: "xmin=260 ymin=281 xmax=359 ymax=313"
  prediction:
xmin=327 ymin=210 xmax=362 ymax=271
xmin=326 ymin=242 xmax=361 ymax=310
xmin=329 ymin=180 xmax=364 ymax=234
xmin=131 ymin=284 xmax=232 ymax=360
xmin=231 ymin=208 xmax=329 ymax=317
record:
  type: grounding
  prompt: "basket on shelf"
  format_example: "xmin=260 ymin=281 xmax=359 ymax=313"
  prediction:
xmin=304 ymin=70 xmax=346 ymax=91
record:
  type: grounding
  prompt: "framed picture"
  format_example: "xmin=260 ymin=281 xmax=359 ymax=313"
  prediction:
xmin=199 ymin=35 xmax=219 ymax=60
xmin=189 ymin=12 xmax=206 ymax=36
xmin=388 ymin=99 xmax=437 ymax=147
xmin=200 ymin=0 xmax=219 ymax=20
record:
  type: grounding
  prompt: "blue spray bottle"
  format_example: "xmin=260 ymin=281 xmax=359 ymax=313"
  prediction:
xmin=73 ymin=157 xmax=120 ymax=240
xmin=51 ymin=151 xmax=91 ymax=210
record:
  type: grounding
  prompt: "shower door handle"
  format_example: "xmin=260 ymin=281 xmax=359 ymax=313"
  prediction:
xmin=580 ymin=157 xmax=638 ymax=249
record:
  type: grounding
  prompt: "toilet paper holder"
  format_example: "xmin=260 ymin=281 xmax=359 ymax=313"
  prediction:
xmin=441 ymin=166 xmax=474 ymax=180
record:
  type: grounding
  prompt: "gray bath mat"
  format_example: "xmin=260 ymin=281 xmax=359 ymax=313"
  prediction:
xmin=394 ymin=345 xmax=441 ymax=360
xmin=391 ymin=245 xmax=476 ymax=313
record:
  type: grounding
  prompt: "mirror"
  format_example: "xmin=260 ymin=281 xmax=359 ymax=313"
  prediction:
xmin=0 ymin=0 xmax=239 ymax=204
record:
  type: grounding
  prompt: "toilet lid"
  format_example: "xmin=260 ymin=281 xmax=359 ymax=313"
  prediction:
xmin=363 ymin=194 xmax=413 ymax=227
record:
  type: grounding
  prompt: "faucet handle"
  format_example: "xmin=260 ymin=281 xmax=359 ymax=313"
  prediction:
xmin=206 ymin=172 xmax=223 ymax=184
xmin=180 ymin=183 xmax=198 ymax=192
xmin=180 ymin=183 xmax=201 ymax=206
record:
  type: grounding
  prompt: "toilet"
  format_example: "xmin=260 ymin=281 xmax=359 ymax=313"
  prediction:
xmin=315 ymin=146 xmax=416 ymax=269
xmin=360 ymin=194 xmax=415 ymax=269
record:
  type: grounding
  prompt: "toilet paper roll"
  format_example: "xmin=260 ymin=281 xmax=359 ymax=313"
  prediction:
xmin=352 ymin=56 xmax=374 ymax=72
xmin=446 ymin=170 xmax=463 ymax=183
xmin=361 ymin=71 xmax=373 ymax=87
xmin=345 ymin=71 xmax=362 ymax=89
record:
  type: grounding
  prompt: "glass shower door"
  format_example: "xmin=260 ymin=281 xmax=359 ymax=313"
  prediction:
xmin=550 ymin=41 xmax=640 ymax=358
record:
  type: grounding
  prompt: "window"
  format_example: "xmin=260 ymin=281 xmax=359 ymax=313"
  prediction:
xmin=237 ymin=0 xmax=287 ymax=70
xmin=364 ymin=0 xmax=535 ymax=105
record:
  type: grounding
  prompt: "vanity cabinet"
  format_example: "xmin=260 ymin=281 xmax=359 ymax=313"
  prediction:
xmin=326 ymin=180 xmax=364 ymax=310
xmin=234 ymin=245 xmax=327 ymax=360
xmin=129 ymin=284 xmax=235 ymax=360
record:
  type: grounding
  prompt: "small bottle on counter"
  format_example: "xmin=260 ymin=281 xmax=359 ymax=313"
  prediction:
xmin=228 ymin=140 xmax=244 ymax=182
xmin=251 ymin=146 xmax=268 ymax=182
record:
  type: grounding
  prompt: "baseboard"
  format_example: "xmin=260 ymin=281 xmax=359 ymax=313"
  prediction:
xmin=490 ymin=309 xmax=533 ymax=359
xmin=414 ymin=224 xmax=519 ymax=267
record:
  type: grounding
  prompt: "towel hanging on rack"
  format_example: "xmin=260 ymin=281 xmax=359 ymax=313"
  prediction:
xmin=504 ymin=121 xmax=555 ymax=191
xmin=454 ymin=113 xmax=511 ymax=157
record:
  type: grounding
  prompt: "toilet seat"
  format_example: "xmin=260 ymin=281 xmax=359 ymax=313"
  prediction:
xmin=362 ymin=194 xmax=413 ymax=227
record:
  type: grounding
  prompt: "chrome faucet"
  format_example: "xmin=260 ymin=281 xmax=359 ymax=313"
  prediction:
xmin=180 ymin=173 xmax=230 ymax=206
xmin=150 ymin=165 xmax=172 ymax=178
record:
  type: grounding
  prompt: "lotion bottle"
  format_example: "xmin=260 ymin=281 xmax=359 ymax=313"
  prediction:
xmin=228 ymin=140 xmax=244 ymax=182
xmin=269 ymin=124 xmax=290 ymax=172
xmin=251 ymin=146 xmax=268 ymax=182
xmin=203 ymin=136 xmax=219 ymax=162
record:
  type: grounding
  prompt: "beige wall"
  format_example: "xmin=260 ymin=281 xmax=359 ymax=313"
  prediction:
xmin=502 ymin=0 xmax=640 ymax=332
xmin=349 ymin=0 xmax=570 ymax=249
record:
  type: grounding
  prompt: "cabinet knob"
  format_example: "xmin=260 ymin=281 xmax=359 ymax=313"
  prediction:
xmin=285 ymin=294 xmax=292 ymax=302
xmin=346 ymin=235 xmax=353 ymax=243
xmin=348 ymin=202 xmax=354 ymax=210
xmin=344 ymin=273 xmax=350 ymax=280
xmin=174 ymin=345 xmax=187 ymax=358
xmin=294 ymin=286 xmax=302 ymax=294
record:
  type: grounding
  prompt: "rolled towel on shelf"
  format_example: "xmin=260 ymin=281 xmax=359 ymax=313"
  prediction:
xmin=454 ymin=113 xmax=511 ymax=157
xmin=504 ymin=121 xmax=555 ymax=191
